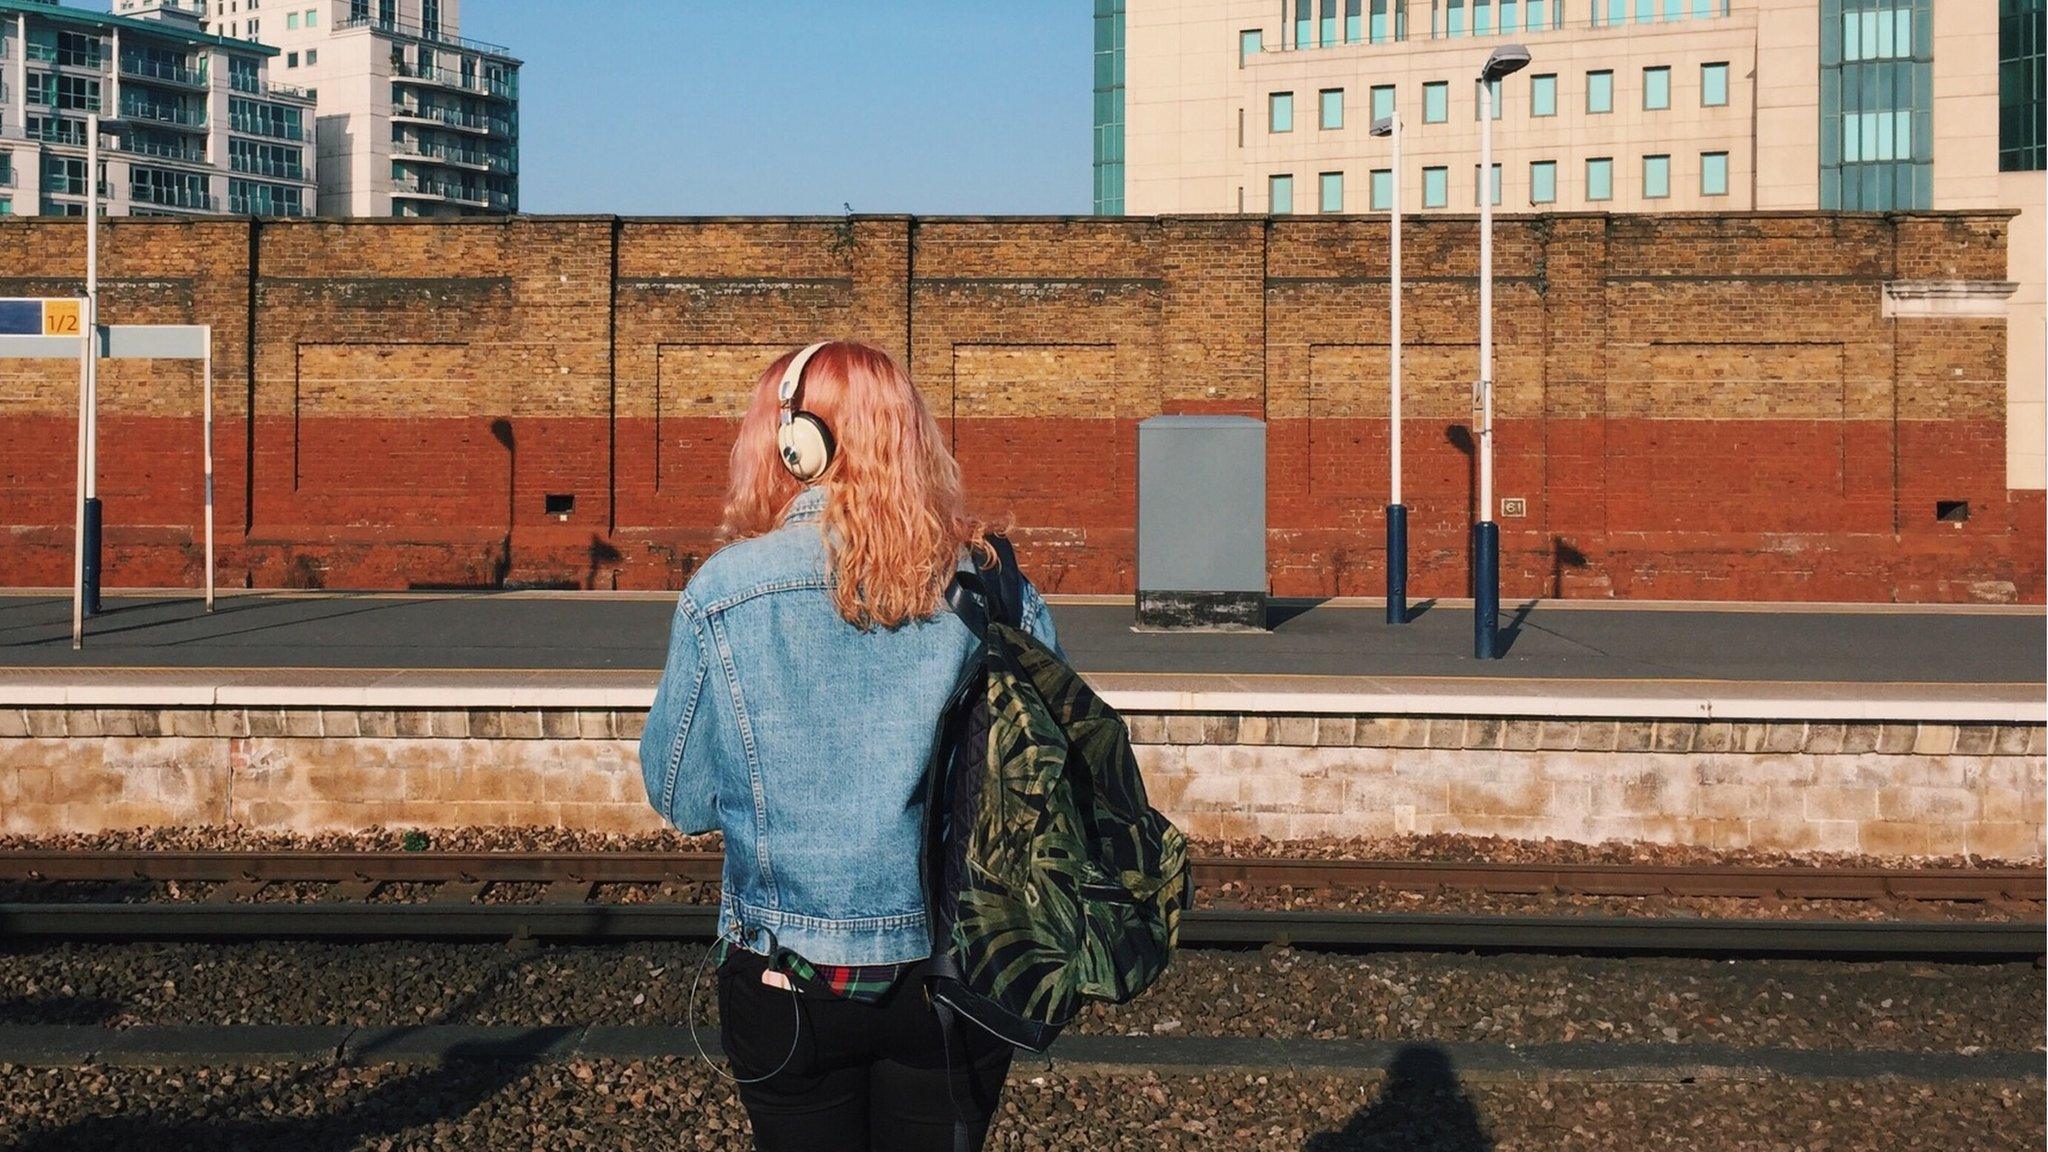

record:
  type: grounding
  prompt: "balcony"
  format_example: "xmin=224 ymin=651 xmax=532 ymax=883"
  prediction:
xmin=26 ymin=119 xmax=88 ymax=146
xmin=390 ymin=101 xmax=512 ymax=137
xmin=335 ymin=13 xmax=512 ymax=58
xmin=120 ymin=137 xmax=209 ymax=165
xmin=230 ymin=115 xmax=305 ymax=142
xmin=228 ymin=194 xmax=308 ymax=216
xmin=391 ymin=137 xmax=514 ymax=174
xmin=130 ymin=184 xmax=219 ymax=212
xmin=392 ymin=174 xmax=511 ymax=212
xmin=119 ymin=55 xmax=208 ymax=89
xmin=121 ymin=99 xmax=208 ymax=130
xmin=231 ymin=155 xmax=308 ymax=181
xmin=390 ymin=58 xmax=515 ymax=101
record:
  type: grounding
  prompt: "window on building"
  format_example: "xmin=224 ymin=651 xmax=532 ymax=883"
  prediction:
xmin=307 ymin=49 xmax=318 ymax=64
xmin=286 ymin=11 xmax=298 ymax=27
xmin=286 ymin=52 xmax=298 ymax=67
xmin=1370 ymin=167 xmax=1393 ymax=210
xmin=1319 ymin=0 xmax=1337 ymax=46
xmin=2000 ymin=0 xmax=2044 ymax=171
xmin=56 ymin=31 xmax=102 ymax=69
xmin=1345 ymin=0 xmax=1363 ymax=41
xmin=1475 ymin=76 xmax=1501 ymax=119
xmin=42 ymin=154 xmax=85 ymax=196
xmin=1320 ymin=88 xmax=1343 ymax=129
xmin=1320 ymin=171 xmax=1344 ymax=212
xmin=1531 ymin=73 xmax=1556 ymax=117
xmin=1587 ymin=69 xmax=1614 ymax=113
xmin=55 ymin=75 xmax=101 ymax=113
xmin=1643 ymin=153 xmax=1671 ymax=197
xmin=1472 ymin=162 xmax=1502 ymax=205
xmin=1369 ymin=0 xmax=1397 ymax=41
xmin=423 ymin=0 xmax=441 ymax=37
xmin=1702 ymin=61 xmax=1729 ymax=106
xmin=1371 ymin=84 xmax=1395 ymax=123
xmin=1644 ymin=66 xmax=1671 ymax=109
xmin=1271 ymin=91 xmax=1294 ymax=132
xmin=1422 ymin=165 xmax=1448 ymax=208
xmin=306 ymin=7 xmax=317 ymax=24
xmin=1842 ymin=4 xmax=1914 ymax=60
xmin=1822 ymin=0 xmax=1931 ymax=209
xmin=1701 ymin=150 xmax=1729 ymax=195
xmin=1530 ymin=160 xmax=1556 ymax=203
xmin=1270 ymin=173 xmax=1294 ymax=213
xmin=1239 ymin=28 xmax=1262 ymax=64
xmin=1842 ymin=109 xmax=1913 ymax=161
xmin=1586 ymin=156 xmax=1613 ymax=200
xmin=1424 ymin=81 xmax=1448 ymax=122
xmin=351 ymin=0 xmax=368 ymax=19
xmin=1294 ymin=0 xmax=1311 ymax=46
xmin=247 ymin=18 xmax=258 ymax=35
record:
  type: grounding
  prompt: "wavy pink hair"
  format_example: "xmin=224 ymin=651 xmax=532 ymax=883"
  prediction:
xmin=720 ymin=341 xmax=991 ymax=629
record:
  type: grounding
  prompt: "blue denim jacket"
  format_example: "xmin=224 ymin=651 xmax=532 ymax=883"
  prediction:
xmin=639 ymin=486 xmax=1059 ymax=966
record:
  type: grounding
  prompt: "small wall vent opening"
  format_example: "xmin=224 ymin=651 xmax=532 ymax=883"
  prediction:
xmin=545 ymin=494 xmax=575 ymax=520
xmin=1935 ymin=500 xmax=1969 ymax=525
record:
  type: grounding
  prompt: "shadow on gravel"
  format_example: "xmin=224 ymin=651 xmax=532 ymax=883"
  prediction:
xmin=0 ymin=992 xmax=123 ymax=1026
xmin=1303 ymin=1044 xmax=1493 ymax=1152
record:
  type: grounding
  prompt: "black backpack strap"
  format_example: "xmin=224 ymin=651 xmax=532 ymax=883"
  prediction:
xmin=947 ymin=534 xmax=1024 ymax=637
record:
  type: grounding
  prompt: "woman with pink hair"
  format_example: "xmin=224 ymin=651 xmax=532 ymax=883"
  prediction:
xmin=641 ymin=340 xmax=1060 ymax=1151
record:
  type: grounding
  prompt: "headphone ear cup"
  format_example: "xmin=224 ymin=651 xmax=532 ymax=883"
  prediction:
xmin=777 ymin=413 xmax=835 ymax=482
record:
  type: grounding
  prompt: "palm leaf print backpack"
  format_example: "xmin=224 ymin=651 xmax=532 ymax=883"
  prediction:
xmin=923 ymin=536 xmax=1191 ymax=1052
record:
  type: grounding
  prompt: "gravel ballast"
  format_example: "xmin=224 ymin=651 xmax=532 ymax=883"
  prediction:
xmin=1 ymin=941 xmax=2038 ymax=1054
xmin=0 ymin=1059 xmax=2038 ymax=1151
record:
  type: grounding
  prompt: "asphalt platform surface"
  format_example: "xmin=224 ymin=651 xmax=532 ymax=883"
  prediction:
xmin=0 ymin=593 xmax=2038 ymax=684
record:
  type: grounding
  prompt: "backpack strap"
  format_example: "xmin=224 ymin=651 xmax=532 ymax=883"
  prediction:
xmin=946 ymin=534 xmax=1025 ymax=637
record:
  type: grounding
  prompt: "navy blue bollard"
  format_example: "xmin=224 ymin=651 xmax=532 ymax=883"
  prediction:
xmin=1385 ymin=504 xmax=1408 ymax=625
xmin=83 ymin=497 xmax=103 ymax=617
xmin=1472 ymin=520 xmax=1499 ymax=659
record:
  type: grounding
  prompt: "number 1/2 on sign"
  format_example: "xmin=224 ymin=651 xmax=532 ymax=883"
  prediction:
xmin=0 ymin=298 xmax=84 ymax=338
xmin=43 ymin=300 xmax=80 ymax=335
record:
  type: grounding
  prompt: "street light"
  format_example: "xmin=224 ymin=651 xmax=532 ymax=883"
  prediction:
xmin=1473 ymin=44 xmax=1529 ymax=660
xmin=1370 ymin=113 xmax=1406 ymax=625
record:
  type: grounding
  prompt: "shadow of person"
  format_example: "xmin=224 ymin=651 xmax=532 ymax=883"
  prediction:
xmin=1304 ymin=1044 xmax=1494 ymax=1152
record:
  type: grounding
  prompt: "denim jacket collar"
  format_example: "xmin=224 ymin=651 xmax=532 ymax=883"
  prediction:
xmin=782 ymin=486 xmax=827 ymax=525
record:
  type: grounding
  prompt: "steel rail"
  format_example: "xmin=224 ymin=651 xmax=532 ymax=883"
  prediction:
xmin=0 ymin=902 xmax=2038 ymax=959
xmin=1 ymin=851 xmax=2039 ymax=903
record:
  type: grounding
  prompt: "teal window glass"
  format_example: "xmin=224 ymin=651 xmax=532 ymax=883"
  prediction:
xmin=1320 ymin=171 xmax=1344 ymax=212
xmin=1370 ymin=0 xmax=1392 ymax=41
xmin=1371 ymin=85 xmax=1396 ymax=123
xmin=1701 ymin=151 xmax=1729 ymax=195
xmin=1447 ymin=0 xmax=1466 ymax=34
xmin=1422 ymin=166 xmax=1448 ymax=207
xmin=1586 ymin=157 xmax=1613 ymax=200
xmin=1472 ymin=162 xmax=1501 ymax=205
xmin=1295 ymin=0 xmax=1313 ymax=46
xmin=1320 ymin=88 xmax=1344 ymax=129
xmin=1424 ymin=81 xmax=1449 ymax=122
xmin=1531 ymin=73 xmax=1556 ymax=116
xmin=1530 ymin=160 xmax=1556 ymax=203
xmin=1587 ymin=70 xmax=1613 ymax=113
xmin=1271 ymin=91 xmax=1295 ymax=132
xmin=1239 ymin=28 xmax=1263 ymax=64
xmin=1644 ymin=66 xmax=1671 ymax=109
xmin=1501 ymin=0 xmax=1519 ymax=31
xmin=1370 ymin=168 xmax=1393 ymax=210
xmin=1529 ymin=0 xmax=1549 ymax=28
xmin=1475 ymin=0 xmax=1493 ymax=33
xmin=2001 ymin=0 xmax=2046 ymax=171
xmin=1821 ymin=0 xmax=1932 ymax=209
xmin=1092 ymin=0 xmax=1126 ymax=215
xmin=287 ymin=11 xmax=300 ymax=28
xmin=1270 ymin=173 xmax=1295 ymax=213
xmin=1476 ymin=77 xmax=1502 ymax=119
xmin=1643 ymin=154 xmax=1670 ymax=197
xmin=1346 ymin=0 xmax=1363 ymax=41
xmin=1321 ymin=0 xmax=1338 ymax=45
xmin=1843 ymin=6 xmax=1914 ymax=60
xmin=1702 ymin=61 xmax=1729 ymax=106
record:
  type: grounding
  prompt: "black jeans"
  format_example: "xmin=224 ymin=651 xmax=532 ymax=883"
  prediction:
xmin=717 ymin=948 xmax=1014 ymax=1152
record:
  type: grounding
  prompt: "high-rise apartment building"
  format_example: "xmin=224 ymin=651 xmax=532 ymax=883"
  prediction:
xmin=0 ymin=0 xmax=316 ymax=218
xmin=1095 ymin=0 xmax=2047 ymax=486
xmin=207 ymin=0 xmax=519 ymax=216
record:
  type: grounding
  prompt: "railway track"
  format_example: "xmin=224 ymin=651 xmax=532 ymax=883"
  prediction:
xmin=0 ymin=850 xmax=2041 ymax=959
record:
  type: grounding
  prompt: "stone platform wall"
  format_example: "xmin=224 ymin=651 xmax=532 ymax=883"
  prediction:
xmin=3 ymin=706 xmax=2040 ymax=860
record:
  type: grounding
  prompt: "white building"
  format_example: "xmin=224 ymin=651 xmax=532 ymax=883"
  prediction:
xmin=207 ymin=0 xmax=518 ymax=216
xmin=0 ymin=0 xmax=316 ymax=217
xmin=1094 ymin=0 xmax=2047 ymax=488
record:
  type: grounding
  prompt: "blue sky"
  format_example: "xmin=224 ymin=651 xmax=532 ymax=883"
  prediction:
xmin=456 ymin=2 xmax=1093 ymax=215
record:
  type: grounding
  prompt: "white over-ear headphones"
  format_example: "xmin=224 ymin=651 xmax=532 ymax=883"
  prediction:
xmin=775 ymin=342 xmax=837 ymax=483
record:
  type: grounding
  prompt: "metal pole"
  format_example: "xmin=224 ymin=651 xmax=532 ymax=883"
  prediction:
xmin=83 ymin=112 xmax=101 ymax=617
xmin=1386 ymin=114 xmax=1407 ymax=625
xmin=203 ymin=334 xmax=215 ymax=613
xmin=1473 ymin=78 xmax=1500 ymax=660
xmin=71 ymin=307 xmax=88 ymax=651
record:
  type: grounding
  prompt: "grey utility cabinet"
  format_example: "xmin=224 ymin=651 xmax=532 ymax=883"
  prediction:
xmin=1135 ymin=415 xmax=1267 ymax=631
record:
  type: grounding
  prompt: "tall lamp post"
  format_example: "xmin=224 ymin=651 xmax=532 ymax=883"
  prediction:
xmin=1369 ymin=113 xmax=1406 ymax=625
xmin=1473 ymin=44 xmax=1529 ymax=660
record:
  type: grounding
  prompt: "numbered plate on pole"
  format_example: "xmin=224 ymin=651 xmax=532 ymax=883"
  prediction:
xmin=0 ymin=298 xmax=84 ymax=336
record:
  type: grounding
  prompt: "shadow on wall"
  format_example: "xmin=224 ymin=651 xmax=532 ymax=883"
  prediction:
xmin=1304 ymin=1044 xmax=1494 ymax=1152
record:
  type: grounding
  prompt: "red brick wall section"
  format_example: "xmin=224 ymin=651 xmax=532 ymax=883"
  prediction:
xmin=0 ymin=212 xmax=2037 ymax=603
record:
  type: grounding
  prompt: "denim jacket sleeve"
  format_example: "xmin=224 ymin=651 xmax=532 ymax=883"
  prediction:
xmin=1018 ymin=578 xmax=1064 ymax=661
xmin=639 ymin=593 xmax=718 ymax=835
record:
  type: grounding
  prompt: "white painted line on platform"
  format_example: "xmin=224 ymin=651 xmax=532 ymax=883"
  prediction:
xmin=1 ymin=669 xmax=2039 ymax=723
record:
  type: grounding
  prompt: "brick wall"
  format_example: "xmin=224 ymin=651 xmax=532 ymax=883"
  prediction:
xmin=1 ymin=212 xmax=2038 ymax=602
